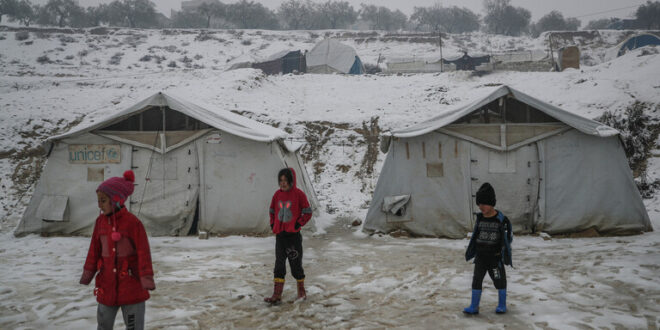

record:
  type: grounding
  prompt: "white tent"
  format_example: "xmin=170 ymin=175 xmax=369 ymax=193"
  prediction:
xmin=16 ymin=92 xmax=318 ymax=237
xmin=306 ymin=39 xmax=364 ymax=74
xmin=364 ymin=85 xmax=652 ymax=238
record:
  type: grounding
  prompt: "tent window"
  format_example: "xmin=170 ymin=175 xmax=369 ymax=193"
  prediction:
xmin=37 ymin=195 xmax=69 ymax=222
xmin=453 ymin=97 xmax=560 ymax=124
xmin=142 ymin=107 xmax=163 ymax=131
xmin=100 ymin=107 xmax=210 ymax=132
xmin=455 ymin=99 xmax=503 ymax=124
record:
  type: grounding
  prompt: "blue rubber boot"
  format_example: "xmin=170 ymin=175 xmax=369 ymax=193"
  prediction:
xmin=495 ymin=289 xmax=507 ymax=314
xmin=463 ymin=289 xmax=481 ymax=314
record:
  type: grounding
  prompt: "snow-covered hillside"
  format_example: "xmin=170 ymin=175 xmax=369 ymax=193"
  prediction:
xmin=1 ymin=27 xmax=659 ymax=329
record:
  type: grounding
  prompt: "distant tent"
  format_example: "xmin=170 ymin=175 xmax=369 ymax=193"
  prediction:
xmin=16 ymin=92 xmax=319 ymax=237
xmin=617 ymin=33 xmax=660 ymax=57
xmin=442 ymin=52 xmax=490 ymax=71
xmin=306 ymin=39 xmax=364 ymax=74
xmin=364 ymin=85 xmax=651 ymax=238
xmin=252 ymin=50 xmax=306 ymax=75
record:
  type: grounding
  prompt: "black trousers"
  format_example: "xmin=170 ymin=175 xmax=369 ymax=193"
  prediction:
xmin=472 ymin=255 xmax=507 ymax=290
xmin=274 ymin=232 xmax=305 ymax=280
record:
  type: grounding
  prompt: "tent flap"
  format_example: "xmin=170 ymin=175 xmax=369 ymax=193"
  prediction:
xmin=36 ymin=195 xmax=69 ymax=222
xmin=382 ymin=195 xmax=410 ymax=215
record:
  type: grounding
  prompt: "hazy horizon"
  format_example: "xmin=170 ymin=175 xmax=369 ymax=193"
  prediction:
xmin=30 ymin=0 xmax=646 ymax=22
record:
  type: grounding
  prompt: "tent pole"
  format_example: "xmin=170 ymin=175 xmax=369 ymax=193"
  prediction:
xmin=439 ymin=31 xmax=443 ymax=72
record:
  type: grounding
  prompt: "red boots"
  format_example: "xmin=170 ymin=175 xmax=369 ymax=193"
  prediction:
xmin=264 ymin=278 xmax=284 ymax=304
xmin=296 ymin=279 xmax=306 ymax=300
xmin=265 ymin=278 xmax=307 ymax=304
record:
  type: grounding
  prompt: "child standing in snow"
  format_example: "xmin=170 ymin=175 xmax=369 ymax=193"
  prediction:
xmin=463 ymin=182 xmax=513 ymax=315
xmin=79 ymin=170 xmax=155 ymax=330
xmin=264 ymin=168 xmax=313 ymax=304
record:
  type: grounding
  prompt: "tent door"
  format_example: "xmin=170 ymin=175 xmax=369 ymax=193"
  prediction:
xmin=469 ymin=144 xmax=539 ymax=233
xmin=129 ymin=141 xmax=200 ymax=236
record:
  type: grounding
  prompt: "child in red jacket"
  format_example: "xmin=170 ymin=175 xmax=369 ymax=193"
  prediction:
xmin=264 ymin=168 xmax=313 ymax=304
xmin=79 ymin=170 xmax=155 ymax=330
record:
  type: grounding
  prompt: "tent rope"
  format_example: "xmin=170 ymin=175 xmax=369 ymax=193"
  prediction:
xmin=137 ymin=127 xmax=161 ymax=219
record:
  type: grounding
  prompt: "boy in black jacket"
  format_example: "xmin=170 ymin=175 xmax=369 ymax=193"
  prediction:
xmin=463 ymin=183 xmax=513 ymax=314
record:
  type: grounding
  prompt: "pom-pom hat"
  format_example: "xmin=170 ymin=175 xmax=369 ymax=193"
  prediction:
xmin=97 ymin=170 xmax=136 ymax=206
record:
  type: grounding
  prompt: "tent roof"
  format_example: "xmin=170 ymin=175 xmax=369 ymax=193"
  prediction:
xmin=264 ymin=49 xmax=297 ymax=61
xmin=306 ymin=39 xmax=358 ymax=73
xmin=391 ymin=85 xmax=619 ymax=138
xmin=49 ymin=92 xmax=288 ymax=143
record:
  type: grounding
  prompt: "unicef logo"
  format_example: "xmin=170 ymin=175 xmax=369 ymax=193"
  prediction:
xmin=106 ymin=148 xmax=119 ymax=161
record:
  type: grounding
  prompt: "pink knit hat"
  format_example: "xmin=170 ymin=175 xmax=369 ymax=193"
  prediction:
xmin=97 ymin=170 xmax=136 ymax=205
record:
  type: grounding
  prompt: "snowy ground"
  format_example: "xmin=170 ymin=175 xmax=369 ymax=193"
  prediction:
xmin=1 ymin=211 xmax=659 ymax=329
xmin=1 ymin=27 xmax=660 ymax=329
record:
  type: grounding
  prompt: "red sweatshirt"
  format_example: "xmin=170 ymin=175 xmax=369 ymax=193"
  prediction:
xmin=80 ymin=207 xmax=155 ymax=306
xmin=269 ymin=168 xmax=312 ymax=234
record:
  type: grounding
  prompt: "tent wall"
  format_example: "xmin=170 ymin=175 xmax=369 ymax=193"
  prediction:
xmin=538 ymin=130 xmax=652 ymax=234
xmin=196 ymin=131 xmax=287 ymax=234
xmin=365 ymin=129 xmax=652 ymax=237
xmin=364 ymin=132 xmax=473 ymax=238
xmin=16 ymin=134 xmax=133 ymax=236
xmin=307 ymin=64 xmax=343 ymax=74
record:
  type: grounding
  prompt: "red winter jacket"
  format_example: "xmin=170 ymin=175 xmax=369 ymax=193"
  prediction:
xmin=269 ymin=168 xmax=312 ymax=234
xmin=80 ymin=207 xmax=155 ymax=306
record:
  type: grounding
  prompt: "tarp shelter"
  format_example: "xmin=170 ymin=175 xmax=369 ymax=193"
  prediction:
xmin=617 ymin=33 xmax=660 ymax=57
xmin=306 ymin=39 xmax=364 ymax=74
xmin=16 ymin=92 xmax=319 ymax=237
xmin=364 ymin=85 xmax=651 ymax=238
xmin=442 ymin=52 xmax=490 ymax=71
xmin=252 ymin=50 xmax=306 ymax=75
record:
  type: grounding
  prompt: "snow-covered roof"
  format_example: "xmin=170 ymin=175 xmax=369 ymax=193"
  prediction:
xmin=49 ymin=92 xmax=288 ymax=143
xmin=265 ymin=49 xmax=292 ymax=61
xmin=306 ymin=39 xmax=358 ymax=73
xmin=392 ymin=85 xmax=619 ymax=138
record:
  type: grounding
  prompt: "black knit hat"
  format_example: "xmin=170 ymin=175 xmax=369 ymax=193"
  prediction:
xmin=476 ymin=182 xmax=496 ymax=206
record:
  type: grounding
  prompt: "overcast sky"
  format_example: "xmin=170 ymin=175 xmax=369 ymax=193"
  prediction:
xmin=34 ymin=0 xmax=646 ymax=22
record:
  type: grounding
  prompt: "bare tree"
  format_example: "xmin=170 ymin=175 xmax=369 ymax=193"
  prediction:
xmin=0 ymin=0 xmax=19 ymax=23
xmin=483 ymin=0 xmax=531 ymax=36
xmin=636 ymin=0 xmax=660 ymax=29
xmin=197 ymin=2 xmax=225 ymax=29
xmin=225 ymin=0 xmax=279 ymax=29
xmin=530 ymin=10 xmax=581 ymax=37
xmin=8 ymin=0 xmax=34 ymax=26
xmin=410 ymin=5 xmax=479 ymax=33
xmin=278 ymin=0 xmax=315 ymax=30
xmin=359 ymin=4 xmax=406 ymax=31
xmin=319 ymin=1 xmax=356 ymax=29
xmin=43 ymin=0 xmax=81 ymax=27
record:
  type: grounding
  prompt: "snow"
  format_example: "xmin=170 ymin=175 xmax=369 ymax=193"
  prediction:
xmin=1 ymin=27 xmax=660 ymax=328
